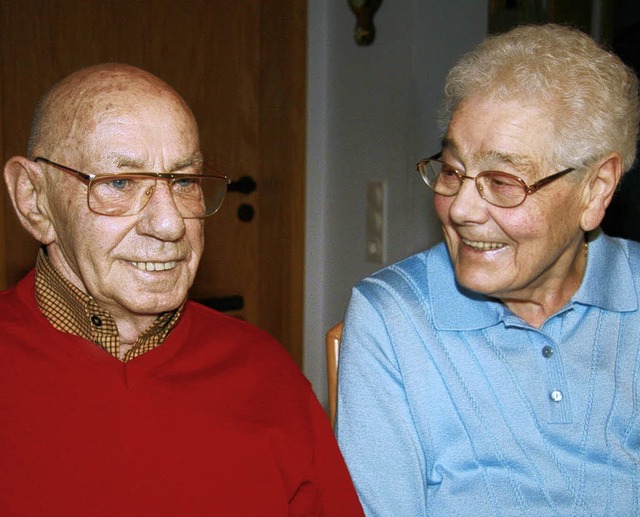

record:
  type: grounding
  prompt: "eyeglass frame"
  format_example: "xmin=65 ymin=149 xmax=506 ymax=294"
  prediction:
xmin=416 ymin=152 xmax=576 ymax=208
xmin=33 ymin=156 xmax=231 ymax=218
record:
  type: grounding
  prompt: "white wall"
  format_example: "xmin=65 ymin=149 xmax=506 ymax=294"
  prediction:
xmin=304 ymin=0 xmax=488 ymax=406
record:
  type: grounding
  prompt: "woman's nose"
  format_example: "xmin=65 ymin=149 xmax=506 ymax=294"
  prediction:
xmin=447 ymin=176 xmax=489 ymax=223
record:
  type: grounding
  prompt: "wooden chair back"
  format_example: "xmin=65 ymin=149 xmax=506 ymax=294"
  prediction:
xmin=325 ymin=321 xmax=344 ymax=428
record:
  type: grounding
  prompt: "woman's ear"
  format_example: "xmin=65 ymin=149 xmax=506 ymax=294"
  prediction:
xmin=3 ymin=156 xmax=56 ymax=244
xmin=580 ymin=153 xmax=622 ymax=232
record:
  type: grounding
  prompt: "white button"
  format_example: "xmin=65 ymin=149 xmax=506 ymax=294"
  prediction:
xmin=550 ymin=390 xmax=563 ymax=402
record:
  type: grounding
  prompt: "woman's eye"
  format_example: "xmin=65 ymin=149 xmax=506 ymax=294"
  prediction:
xmin=488 ymin=176 xmax=508 ymax=187
xmin=440 ymin=166 xmax=459 ymax=180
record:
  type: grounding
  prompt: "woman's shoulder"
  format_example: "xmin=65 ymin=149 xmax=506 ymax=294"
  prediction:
xmin=352 ymin=242 xmax=452 ymax=311
xmin=358 ymin=242 xmax=448 ymax=288
xmin=594 ymin=231 xmax=640 ymax=269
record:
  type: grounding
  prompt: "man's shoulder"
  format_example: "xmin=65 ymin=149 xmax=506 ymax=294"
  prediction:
xmin=0 ymin=270 xmax=36 ymax=318
xmin=179 ymin=300 xmax=304 ymax=376
xmin=174 ymin=301 xmax=315 ymax=420
xmin=184 ymin=300 xmax=282 ymax=345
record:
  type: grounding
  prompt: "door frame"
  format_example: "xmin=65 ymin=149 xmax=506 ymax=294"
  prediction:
xmin=257 ymin=2 xmax=306 ymax=366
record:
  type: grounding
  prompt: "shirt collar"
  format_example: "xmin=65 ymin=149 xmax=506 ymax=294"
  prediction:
xmin=428 ymin=230 xmax=637 ymax=331
xmin=428 ymin=242 xmax=504 ymax=331
xmin=571 ymin=229 xmax=638 ymax=312
xmin=34 ymin=248 xmax=183 ymax=360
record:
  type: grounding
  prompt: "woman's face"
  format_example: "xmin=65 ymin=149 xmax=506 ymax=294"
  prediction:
xmin=434 ymin=95 xmax=589 ymax=304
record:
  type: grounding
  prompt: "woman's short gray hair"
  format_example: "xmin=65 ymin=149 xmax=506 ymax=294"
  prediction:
xmin=441 ymin=24 xmax=639 ymax=173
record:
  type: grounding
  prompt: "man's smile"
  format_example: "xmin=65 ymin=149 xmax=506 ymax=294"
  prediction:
xmin=129 ymin=260 xmax=178 ymax=272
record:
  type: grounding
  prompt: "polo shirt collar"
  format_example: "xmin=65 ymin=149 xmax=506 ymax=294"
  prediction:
xmin=428 ymin=242 xmax=503 ymax=331
xmin=572 ymin=230 xmax=638 ymax=312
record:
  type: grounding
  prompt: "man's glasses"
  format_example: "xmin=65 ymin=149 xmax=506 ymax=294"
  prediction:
xmin=34 ymin=157 xmax=231 ymax=218
xmin=416 ymin=152 xmax=576 ymax=208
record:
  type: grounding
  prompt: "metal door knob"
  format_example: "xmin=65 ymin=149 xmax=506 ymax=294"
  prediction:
xmin=228 ymin=176 xmax=257 ymax=194
xmin=237 ymin=204 xmax=255 ymax=222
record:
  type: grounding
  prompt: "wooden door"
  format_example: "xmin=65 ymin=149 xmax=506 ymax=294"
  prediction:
xmin=0 ymin=0 xmax=305 ymax=365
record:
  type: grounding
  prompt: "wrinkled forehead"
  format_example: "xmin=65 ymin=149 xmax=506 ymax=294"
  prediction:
xmin=36 ymin=69 xmax=199 ymax=162
xmin=75 ymin=88 xmax=194 ymax=136
xmin=82 ymin=90 xmax=195 ymax=136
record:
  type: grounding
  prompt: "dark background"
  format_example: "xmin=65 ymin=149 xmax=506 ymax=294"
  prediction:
xmin=489 ymin=0 xmax=640 ymax=242
xmin=602 ymin=0 xmax=640 ymax=241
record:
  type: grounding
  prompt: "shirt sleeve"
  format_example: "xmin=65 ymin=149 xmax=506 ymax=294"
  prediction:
xmin=336 ymin=286 xmax=429 ymax=517
xmin=289 ymin=388 xmax=365 ymax=516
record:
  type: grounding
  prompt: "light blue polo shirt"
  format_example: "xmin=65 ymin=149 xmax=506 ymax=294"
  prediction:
xmin=337 ymin=230 xmax=640 ymax=517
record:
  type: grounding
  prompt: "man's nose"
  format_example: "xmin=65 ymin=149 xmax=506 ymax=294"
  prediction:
xmin=136 ymin=180 xmax=187 ymax=240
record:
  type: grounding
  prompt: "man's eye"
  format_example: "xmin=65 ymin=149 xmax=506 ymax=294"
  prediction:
xmin=107 ymin=178 xmax=132 ymax=190
xmin=174 ymin=178 xmax=198 ymax=188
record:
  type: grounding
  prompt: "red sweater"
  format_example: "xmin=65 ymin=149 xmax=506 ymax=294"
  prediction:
xmin=0 ymin=271 xmax=363 ymax=516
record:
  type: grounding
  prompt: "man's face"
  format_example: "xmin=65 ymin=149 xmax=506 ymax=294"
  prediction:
xmin=434 ymin=95 xmax=588 ymax=302
xmin=43 ymin=89 xmax=204 ymax=321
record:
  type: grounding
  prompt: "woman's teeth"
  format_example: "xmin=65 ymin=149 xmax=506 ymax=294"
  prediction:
xmin=462 ymin=239 xmax=505 ymax=251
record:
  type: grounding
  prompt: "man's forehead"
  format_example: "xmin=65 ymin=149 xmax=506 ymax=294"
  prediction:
xmin=30 ymin=64 xmax=198 ymax=168
xmin=62 ymin=83 xmax=194 ymax=136
xmin=45 ymin=65 xmax=191 ymax=130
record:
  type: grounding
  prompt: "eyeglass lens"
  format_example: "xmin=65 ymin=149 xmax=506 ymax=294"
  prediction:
xmin=89 ymin=176 xmax=227 ymax=217
xmin=419 ymin=160 xmax=527 ymax=208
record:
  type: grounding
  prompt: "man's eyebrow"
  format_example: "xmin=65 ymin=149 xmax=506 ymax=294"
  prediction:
xmin=103 ymin=152 xmax=204 ymax=172
xmin=113 ymin=157 xmax=144 ymax=170
xmin=100 ymin=152 xmax=145 ymax=170
xmin=169 ymin=154 xmax=204 ymax=172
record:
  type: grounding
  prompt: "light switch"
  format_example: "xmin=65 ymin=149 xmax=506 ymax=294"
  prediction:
xmin=366 ymin=180 xmax=385 ymax=263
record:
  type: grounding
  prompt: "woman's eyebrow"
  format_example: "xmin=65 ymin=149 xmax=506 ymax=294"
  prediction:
xmin=477 ymin=150 xmax=534 ymax=168
xmin=441 ymin=139 xmax=537 ymax=173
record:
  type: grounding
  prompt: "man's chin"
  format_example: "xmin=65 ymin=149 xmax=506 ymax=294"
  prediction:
xmin=119 ymin=293 xmax=187 ymax=316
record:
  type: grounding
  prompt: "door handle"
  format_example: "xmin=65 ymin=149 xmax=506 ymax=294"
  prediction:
xmin=228 ymin=176 xmax=257 ymax=194
xmin=196 ymin=295 xmax=244 ymax=312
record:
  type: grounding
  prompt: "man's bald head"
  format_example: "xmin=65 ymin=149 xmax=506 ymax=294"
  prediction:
xmin=27 ymin=63 xmax=197 ymax=162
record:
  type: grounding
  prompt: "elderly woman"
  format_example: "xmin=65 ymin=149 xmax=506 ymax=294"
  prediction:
xmin=336 ymin=24 xmax=640 ymax=516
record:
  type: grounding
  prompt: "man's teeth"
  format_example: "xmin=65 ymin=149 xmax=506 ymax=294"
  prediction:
xmin=462 ymin=239 xmax=505 ymax=251
xmin=130 ymin=261 xmax=178 ymax=271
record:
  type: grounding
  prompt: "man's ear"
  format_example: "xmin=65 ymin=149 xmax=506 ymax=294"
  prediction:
xmin=580 ymin=153 xmax=622 ymax=232
xmin=3 ymin=156 xmax=56 ymax=244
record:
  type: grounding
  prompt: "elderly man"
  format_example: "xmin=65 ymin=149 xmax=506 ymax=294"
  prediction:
xmin=336 ymin=24 xmax=640 ymax=516
xmin=0 ymin=64 xmax=363 ymax=516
